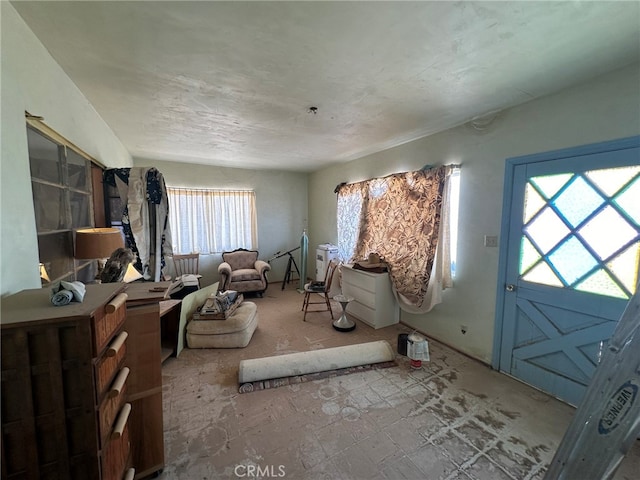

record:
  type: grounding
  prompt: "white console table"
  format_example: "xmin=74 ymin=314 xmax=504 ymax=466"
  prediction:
xmin=341 ymin=264 xmax=399 ymax=329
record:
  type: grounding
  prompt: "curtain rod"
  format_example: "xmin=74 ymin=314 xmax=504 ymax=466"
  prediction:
xmin=335 ymin=164 xmax=461 ymax=193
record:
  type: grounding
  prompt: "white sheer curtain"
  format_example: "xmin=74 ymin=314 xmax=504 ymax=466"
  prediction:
xmin=167 ymin=188 xmax=257 ymax=254
xmin=337 ymin=188 xmax=364 ymax=262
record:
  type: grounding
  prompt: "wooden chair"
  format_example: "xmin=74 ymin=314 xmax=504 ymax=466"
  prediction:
xmin=302 ymin=260 xmax=338 ymax=321
xmin=172 ymin=253 xmax=200 ymax=278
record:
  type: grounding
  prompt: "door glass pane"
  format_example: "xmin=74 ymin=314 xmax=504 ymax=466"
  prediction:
xmin=28 ymin=128 xmax=61 ymax=183
xmin=524 ymin=206 xmax=570 ymax=254
xmin=577 ymin=205 xmax=637 ymax=260
xmin=520 ymin=165 xmax=639 ymax=298
xmin=586 ymin=165 xmax=640 ymax=196
xmin=608 ymin=244 xmax=640 ymax=293
xmin=614 ymin=177 xmax=639 ymax=223
xmin=519 ymin=236 xmax=541 ymax=275
xmin=523 ymin=183 xmax=545 ymax=223
xmin=548 ymin=236 xmax=598 ymax=284
xmin=530 ymin=173 xmax=572 ymax=199
xmin=551 ymin=176 xmax=604 ymax=228
xmin=575 ymin=270 xmax=627 ymax=299
xmin=521 ymin=262 xmax=563 ymax=287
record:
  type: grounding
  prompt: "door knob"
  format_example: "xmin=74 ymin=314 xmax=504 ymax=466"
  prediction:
xmin=506 ymin=284 xmax=516 ymax=292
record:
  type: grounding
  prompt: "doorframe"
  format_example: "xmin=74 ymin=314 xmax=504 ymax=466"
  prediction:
xmin=491 ymin=135 xmax=640 ymax=370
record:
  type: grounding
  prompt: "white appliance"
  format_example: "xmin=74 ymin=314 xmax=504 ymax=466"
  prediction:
xmin=316 ymin=244 xmax=339 ymax=281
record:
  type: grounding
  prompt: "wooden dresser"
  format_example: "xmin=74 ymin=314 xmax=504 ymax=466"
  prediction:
xmin=1 ymin=283 xmax=135 ymax=480
xmin=122 ymin=282 xmax=169 ymax=479
xmin=341 ymin=264 xmax=400 ymax=329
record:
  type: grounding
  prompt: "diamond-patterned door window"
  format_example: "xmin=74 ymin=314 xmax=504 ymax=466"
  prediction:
xmin=519 ymin=166 xmax=640 ymax=299
xmin=523 ymin=207 xmax=570 ymax=254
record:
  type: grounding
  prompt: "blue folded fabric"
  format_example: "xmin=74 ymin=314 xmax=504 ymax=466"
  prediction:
xmin=50 ymin=281 xmax=86 ymax=306
xmin=51 ymin=289 xmax=74 ymax=306
xmin=62 ymin=281 xmax=86 ymax=302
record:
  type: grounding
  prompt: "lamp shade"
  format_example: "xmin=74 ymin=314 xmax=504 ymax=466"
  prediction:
xmin=75 ymin=227 xmax=124 ymax=259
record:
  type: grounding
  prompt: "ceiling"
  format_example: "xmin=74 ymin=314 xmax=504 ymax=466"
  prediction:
xmin=12 ymin=1 xmax=640 ymax=172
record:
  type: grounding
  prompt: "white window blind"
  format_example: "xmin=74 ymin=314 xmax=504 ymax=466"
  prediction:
xmin=167 ymin=187 xmax=257 ymax=254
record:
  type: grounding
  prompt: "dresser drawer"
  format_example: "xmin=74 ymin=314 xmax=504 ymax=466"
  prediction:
xmin=101 ymin=403 xmax=131 ymax=480
xmin=95 ymin=331 xmax=128 ymax=398
xmin=98 ymin=367 xmax=130 ymax=447
xmin=92 ymin=293 xmax=128 ymax=356
xmin=347 ymin=300 xmax=376 ymax=327
xmin=343 ymin=267 xmax=377 ymax=292
xmin=343 ymin=283 xmax=376 ymax=309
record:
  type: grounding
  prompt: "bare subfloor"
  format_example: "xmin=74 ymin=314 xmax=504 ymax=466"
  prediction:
xmin=159 ymin=283 xmax=640 ymax=479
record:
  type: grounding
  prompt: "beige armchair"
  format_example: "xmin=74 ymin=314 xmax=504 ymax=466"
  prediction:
xmin=218 ymin=248 xmax=271 ymax=296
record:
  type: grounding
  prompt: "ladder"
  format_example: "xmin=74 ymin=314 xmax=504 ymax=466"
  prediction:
xmin=544 ymin=285 xmax=640 ymax=479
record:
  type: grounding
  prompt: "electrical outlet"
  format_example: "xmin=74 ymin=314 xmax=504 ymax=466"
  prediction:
xmin=460 ymin=325 xmax=468 ymax=335
xmin=484 ymin=235 xmax=498 ymax=247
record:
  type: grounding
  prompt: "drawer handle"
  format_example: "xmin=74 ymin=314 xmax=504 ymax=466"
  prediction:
xmin=111 ymin=402 xmax=131 ymax=440
xmin=109 ymin=367 xmax=130 ymax=398
xmin=124 ymin=468 xmax=135 ymax=480
xmin=105 ymin=293 xmax=128 ymax=314
xmin=106 ymin=331 xmax=128 ymax=357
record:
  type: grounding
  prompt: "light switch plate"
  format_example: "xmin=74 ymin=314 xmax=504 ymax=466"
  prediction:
xmin=484 ymin=235 xmax=498 ymax=247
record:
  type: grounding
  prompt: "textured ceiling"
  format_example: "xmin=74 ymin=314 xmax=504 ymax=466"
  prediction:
xmin=12 ymin=1 xmax=640 ymax=172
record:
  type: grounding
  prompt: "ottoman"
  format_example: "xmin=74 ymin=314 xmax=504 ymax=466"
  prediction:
xmin=186 ymin=301 xmax=258 ymax=348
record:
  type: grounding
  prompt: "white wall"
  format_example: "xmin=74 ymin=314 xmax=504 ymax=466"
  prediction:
xmin=308 ymin=64 xmax=640 ymax=364
xmin=137 ymin=159 xmax=308 ymax=287
xmin=0 ymin=2 xmax=306 ymax=297
xmin=0 ymin=4 xmax=132 ymax=296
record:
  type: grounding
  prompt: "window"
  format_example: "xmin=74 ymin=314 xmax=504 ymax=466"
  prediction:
xmin=337 ymin=166 xmax=460 ymax=275
xmin=449 ymin=167 xmax=460 ymax=277
xmin=167 ymin=187 xmax=257 ymax=254
xmin=27 ymin=124 xmax=97 ymax=284
xmin=336 ymin=166 xmax=460 ymax=311
xmin=519 ymin=165 xmax=639 ymax=299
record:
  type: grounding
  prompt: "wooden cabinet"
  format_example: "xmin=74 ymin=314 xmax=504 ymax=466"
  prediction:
xmin=122 ymin=282 xmax=169 ymax=479
xmin=341 ymin=264 xmax=399 ymax=329
xmin=1 ymin=283 xmax=134 ymax=480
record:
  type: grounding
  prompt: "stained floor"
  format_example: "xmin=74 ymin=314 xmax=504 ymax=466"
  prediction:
xmin=158 ymin=284 xmax=640 ymax=479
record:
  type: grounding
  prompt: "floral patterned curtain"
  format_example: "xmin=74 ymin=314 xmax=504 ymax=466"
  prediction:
xmin=337 ymin=165 xmax=453 ymax=310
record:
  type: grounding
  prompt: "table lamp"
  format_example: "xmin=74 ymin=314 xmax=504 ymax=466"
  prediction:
xmin=75 ymin=227 xmax=125 ymax=279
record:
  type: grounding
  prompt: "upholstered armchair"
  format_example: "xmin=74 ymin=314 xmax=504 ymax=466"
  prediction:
xmin=218 ymin=248 xmax=271 ymax=296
